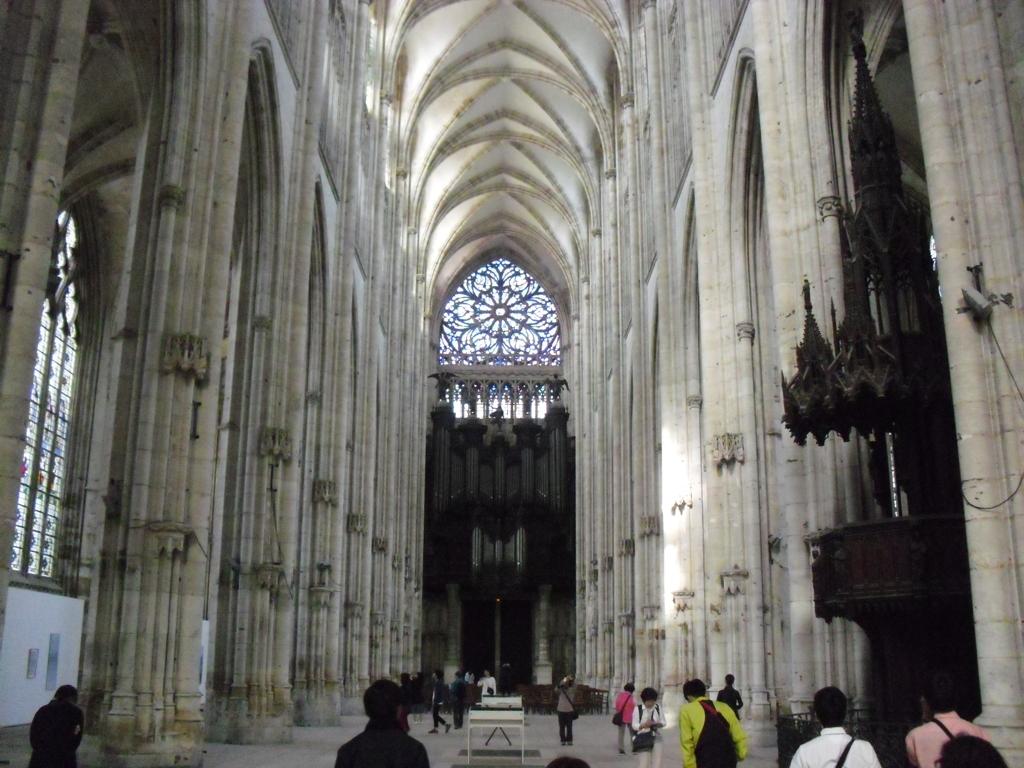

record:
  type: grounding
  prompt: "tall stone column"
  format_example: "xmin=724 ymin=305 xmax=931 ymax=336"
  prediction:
xmin=444 ymin=583 xmax=461 ymax=681
xmin=904 ymin=0 xmax=1024 ymax=755
xmin=535 ymin=585 xmax=553 ymax=684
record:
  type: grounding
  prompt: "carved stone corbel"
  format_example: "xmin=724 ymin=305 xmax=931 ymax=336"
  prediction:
xmin=259 ymin=427 xmax=292 ymax=464
xmin=711 ymin=434 xmax=745 ymax=466
xmin=671 ymin=494 xmax=693 ymax=515
xmin=372 ymin=536 xmax=388 ymax=553
xmin=672 ymin=589 xmax=696 ymax=615
xmin=347 ymin=513 xmax=367 ymax=533
xmin=147 ymin=521 xmax=191 ymax=559
xmin=309 ymin=586 xmax=332 ymax=611
xmin=255 ymin=562 xmax=286 ymax=592
xmin=619 ymin=538 xmax=635 ymax=556
xmin=720 ymin=567 xmax=750 ymax=595
xmin=161 ymin=333 xmax=209 ymax=382
xmin=639 ymin=515 xmax=661 ymax=537
xmin=641 ymin=604 xmax=660 ymax=622
xmin=312 ymin=479 xmax=337 ymax=506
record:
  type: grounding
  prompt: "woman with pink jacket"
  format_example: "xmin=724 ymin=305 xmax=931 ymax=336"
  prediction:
xmin=613 ymin=683 xmax=637 ymax=755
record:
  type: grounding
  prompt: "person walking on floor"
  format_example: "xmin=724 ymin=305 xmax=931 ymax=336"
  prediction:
xmin=631 ymin=687 xmax=666 ymax=768
xmin=906 ymin=672 xmax=990 ymax=768
xmin=335 ymin=679 xmax=430 ymax=768
xmin=789 ymin=686 xmax=881 ymax=768
xmin=410 ymin=672 xmax=426 ymax=723
xmin=427 ymin=669 xmax=451 ymax=734
xmin=29 ymin=684 xmax=84 ymax=768
xmin=555 ymin=675 xmax=577 ymax=746
xmin=716 ymin=675 xmax=743 ymax=719
xmin=614 ymin=683 xmax=637 ymax=755
xmin=450 ymin=670 xmax=468 ymax=729
xmin=679 ymin=678 xmax=748 ymax=768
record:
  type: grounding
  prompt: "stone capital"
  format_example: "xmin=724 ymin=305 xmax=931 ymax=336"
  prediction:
xmin=736 ymin=322 xmax=755 ymax=342
xmin=687 ymin=394 xmax=703 ymax=409
xmin=158 ymin=184 xmax=186 ymax=210
xmin=817 ymin=195 xmax=844 ymax=220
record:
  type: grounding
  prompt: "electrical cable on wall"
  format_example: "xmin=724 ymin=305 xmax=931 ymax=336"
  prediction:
xmin=960 ymin=311 xmax=1024 ymax=510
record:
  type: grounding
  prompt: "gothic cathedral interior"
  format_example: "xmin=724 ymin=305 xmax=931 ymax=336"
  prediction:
xmin=2 ymin=0 xmax=1024 ymax=765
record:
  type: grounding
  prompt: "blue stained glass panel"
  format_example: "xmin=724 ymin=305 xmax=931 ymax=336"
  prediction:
xmin=439 ymin=259 xmax=561 ymax=366
xmin=13 ymin=215 xmax=78 ymax=577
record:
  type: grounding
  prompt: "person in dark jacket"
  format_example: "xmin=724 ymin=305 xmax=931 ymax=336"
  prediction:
xmin=450 ymin=671 xmax=468 ymax=728
xmin=716 ymin=675 xmax=744 ymax=718
xmin=428 ymin=669 xmax=451 ymax=733
xmin=29 ymin=684 xmax=84 ymax=768
xmin=499 ymin=662 xmax=514 ymax=695
xmin=335 ymin=679 xmax=430 ymax=768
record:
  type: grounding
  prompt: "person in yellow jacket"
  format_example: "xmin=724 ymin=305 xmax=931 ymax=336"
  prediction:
xmin=679 ymin=679 xmax=748 ymax=768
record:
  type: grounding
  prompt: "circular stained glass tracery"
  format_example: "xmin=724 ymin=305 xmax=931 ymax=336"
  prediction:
xmin=439 ymin=258 xmax=561 ymax=366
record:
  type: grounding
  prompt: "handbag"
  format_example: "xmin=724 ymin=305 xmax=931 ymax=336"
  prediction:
xmin=632 ymin=730 xmax=655 ymax=753
xmin=632 ymin=704 xmax=660 ymax=753
xmin=612 ymin=696 xmax=629 ymax=726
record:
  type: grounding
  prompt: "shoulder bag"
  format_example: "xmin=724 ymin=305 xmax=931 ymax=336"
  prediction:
xmin=632 ymin=704 xmax=660 ymax=753
xmin=612 ymin=696 xmax=629 ymax=726
xmin=561 ymin=688 xmax=579 ymax=720
xmin=835 ymin=738 xmax=856 ymax=768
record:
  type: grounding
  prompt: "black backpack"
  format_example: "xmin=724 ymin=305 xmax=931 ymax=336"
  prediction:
xmin=694 ymin=700 xmax=738 ymax=768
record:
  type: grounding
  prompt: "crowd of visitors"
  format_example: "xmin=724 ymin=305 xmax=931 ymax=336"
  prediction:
xmin=31 ymin=666 xmax=1010 ymax=768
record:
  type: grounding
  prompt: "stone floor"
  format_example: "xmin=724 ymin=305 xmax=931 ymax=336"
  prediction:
xmin=1 ymin=715 xmax=778 ymax=768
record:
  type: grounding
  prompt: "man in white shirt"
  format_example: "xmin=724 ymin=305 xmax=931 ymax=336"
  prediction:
xmin=478 ymin=670 xmax=497 ymax=696
xmin=790 ymin=687 xmax=882 ymax=768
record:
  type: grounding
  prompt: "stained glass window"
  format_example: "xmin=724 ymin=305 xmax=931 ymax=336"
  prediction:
xmin=12 ymin=212 xmax=78 ymax=577
xmin=438 ymin=258 xmax=561 ymax=366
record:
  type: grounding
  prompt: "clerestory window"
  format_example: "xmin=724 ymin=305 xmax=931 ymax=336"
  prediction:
xmin=438 ymin=258 xmax=561 ymax=367
xmin=12 ymin=212 xmax=79 ymax=577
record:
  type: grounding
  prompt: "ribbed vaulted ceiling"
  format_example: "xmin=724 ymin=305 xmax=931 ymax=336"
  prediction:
xmin=386 ymin=0 xmax=629 ymax=311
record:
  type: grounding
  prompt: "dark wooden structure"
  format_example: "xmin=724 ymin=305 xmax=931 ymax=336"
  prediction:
xmin=811 ymin=516 xmax=978 ymax=719
xmin=783 ymin=19 xmax=979 ymax=722
xmin=424 ymin=387 xmax=575 ymax=681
